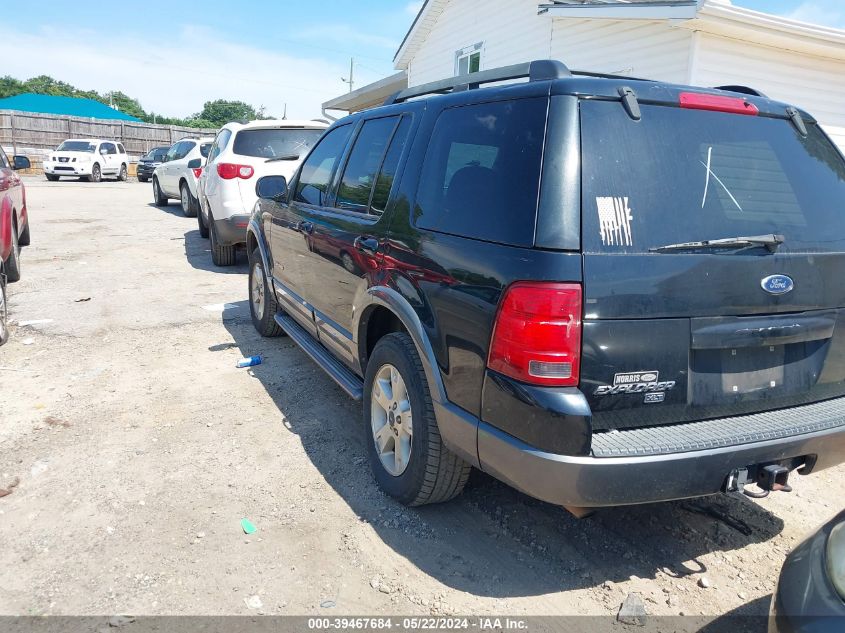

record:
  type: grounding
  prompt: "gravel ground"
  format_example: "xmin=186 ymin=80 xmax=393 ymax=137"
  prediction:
xmin=1 ymin=178 xmax=843 ymax=626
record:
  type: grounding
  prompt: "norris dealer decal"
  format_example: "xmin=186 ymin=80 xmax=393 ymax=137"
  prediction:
xmin=594 ymin=370 xmax=676 ymax=397
xmin=596 ymin=196 xmax=633 ymax=247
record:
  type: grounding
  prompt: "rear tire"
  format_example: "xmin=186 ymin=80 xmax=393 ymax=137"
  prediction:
xmin=249 ymin=247 xmax=283 ymax=337
xmin=209 ymin=211 xmax=236 ymax=266
xmin=18 ymin=220 xmax=30 ymax=247
xmin=45 ymin=174 xmax=59 ymax=182
xmin=88 ymin=163 xmax=101 ymax=183
xmin=153 ymin=177 xmax=168 ymax=206
xmin=364 ymin=332 xmax=471 ymax=506
xmin=4 ymin=221 xmax=21 ymax=283
xmin=180 ymin=182 xmax=197 ymax=217
xmin=118 ymin=164 xmax=128 ymax=182
xmin=197 ymin=202 xmax=209 ymax=239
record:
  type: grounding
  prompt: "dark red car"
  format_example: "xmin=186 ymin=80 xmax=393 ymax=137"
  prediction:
xmin=0 ymin=148 xmax=30 ymax=283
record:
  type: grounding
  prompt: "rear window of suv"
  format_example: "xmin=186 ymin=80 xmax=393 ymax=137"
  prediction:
xmin=233 ymin=128 xmax=325 ymax=159
xmin=581 ymin=101 xmax=845 ymax=254
xmin=414 ymin=98 xmax=548 ymax=247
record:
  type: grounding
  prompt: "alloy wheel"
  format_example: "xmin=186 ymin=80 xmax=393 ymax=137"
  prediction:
xmin=370 ymin=364 xmax=413 ymax=476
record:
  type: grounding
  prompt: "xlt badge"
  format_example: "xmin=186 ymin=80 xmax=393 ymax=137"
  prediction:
xmin=594 ymin=370 xmax=676 ymax=396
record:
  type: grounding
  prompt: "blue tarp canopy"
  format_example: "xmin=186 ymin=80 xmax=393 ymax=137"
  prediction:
xmin=0 ymin=93 xmax=141 ymax=121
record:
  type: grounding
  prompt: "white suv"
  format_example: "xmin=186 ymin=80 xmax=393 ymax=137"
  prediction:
xmin=151 ymin=137 xmax=214 ymax=217
xmin=197 ymin=120 xmax=328 ymax=266
xmin=44 ymin=139 xmax=129 ymax=182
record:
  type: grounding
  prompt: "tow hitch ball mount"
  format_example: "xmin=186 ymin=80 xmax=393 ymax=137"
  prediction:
xmin=726 ymin=464 xmax=793 ymax=498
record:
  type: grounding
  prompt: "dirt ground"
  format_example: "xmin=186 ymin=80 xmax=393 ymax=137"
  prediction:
xmin=1 ymin=177 xmax=843 ymax=623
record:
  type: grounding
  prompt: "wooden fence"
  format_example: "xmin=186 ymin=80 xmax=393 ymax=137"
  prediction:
xmin=0 ymin=110 xmax=217 ymax=158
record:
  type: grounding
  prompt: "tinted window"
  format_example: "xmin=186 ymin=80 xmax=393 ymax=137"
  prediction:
xmin=0 ymin=149 xmax=9 ymax=170
xmin=177 ymin=141 xmax=195 ymax=160
xmin=371 ymin=117 xmax=412 ymax=215
xmin=581 ymin=101 xmax=845 ymax=253
xmin=200 ymin=143 xmax=212 ymax=158
xmin=165 ymin=143 xmax=180 ymax=162
xmin=336 ymin=117 xmax=399 ymax=213
xmin=414 ymin=98 xmax=547 ymax=246
xmin=117 ymin=144 xmax=126 ymax=154
xmin=233 ymin=128 xmax=324 ymax=159
xmin=101 ymin=143 xmax=117 ymax=155
xmin=144 ymin=148 xmax=168 ymax=161
xmin=294 ymin=125 xmax=353 ymax=206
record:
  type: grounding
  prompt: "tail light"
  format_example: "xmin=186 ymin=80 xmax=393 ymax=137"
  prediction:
xmin=217 ymin=163 xmax=254 ymax=180
xmin=679 ymin=92 xmax=759 ymax=116
xmin=192 ymin=167 xmax=203 ymax=179
xmin=487 ymin=282 xmax=582 ymax=387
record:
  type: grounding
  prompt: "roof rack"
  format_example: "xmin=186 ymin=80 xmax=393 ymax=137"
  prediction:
xmin=714 ymin=85 xmax=768 ymax=98
xmin=571 ymin=69 xmax=652 ymax=82
xmin=384 ymin=59 xmax=571 ymax=105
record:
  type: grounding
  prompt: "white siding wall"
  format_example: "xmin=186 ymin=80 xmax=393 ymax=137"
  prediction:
xmin=550 ymin=19 xmax=692 ymax=83
xmin=693 ymin=33 xmax=845 ymax=151
xmin=407 ymin=0 xmax=553 ymax=86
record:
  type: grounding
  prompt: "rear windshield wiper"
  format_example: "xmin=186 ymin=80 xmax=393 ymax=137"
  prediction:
xmin=649 ymin=234 xmax=785 ymax=253
xmin=265 ymin=154 xmax=300 ymax=163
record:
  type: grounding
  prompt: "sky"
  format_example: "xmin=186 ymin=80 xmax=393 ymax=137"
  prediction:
xmin=1 ymin=0 xmax=843 ymax=121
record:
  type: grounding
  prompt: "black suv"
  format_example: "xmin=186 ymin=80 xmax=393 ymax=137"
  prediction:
xmin=247 ymin=60 xmax=845 ymax=511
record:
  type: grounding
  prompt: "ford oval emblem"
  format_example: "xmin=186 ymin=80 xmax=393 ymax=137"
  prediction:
xmin=761 ymin=274 xmax=794 ymax=295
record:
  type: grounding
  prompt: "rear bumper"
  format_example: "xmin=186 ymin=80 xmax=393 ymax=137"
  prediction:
xmin=212 ymin=214 xmax=250 ymax=247
xmin=474 ymin=406 xmax=845 ymax=507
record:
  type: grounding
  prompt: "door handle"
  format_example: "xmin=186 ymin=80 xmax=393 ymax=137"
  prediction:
xmin=354 ymin=236 xmax=380 ymax=255
xmin=297 ymin=221 xmax=314 ymax=234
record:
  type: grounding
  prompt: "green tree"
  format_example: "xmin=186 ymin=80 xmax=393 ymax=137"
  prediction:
xmin=0 ymin=76 xmax=24 ymax=98
xmin=197 ymin=100 xmax=258 ymax=126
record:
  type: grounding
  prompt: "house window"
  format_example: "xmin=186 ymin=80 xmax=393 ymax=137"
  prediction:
xmin=455 ymin=43 xmax=482 ymax=76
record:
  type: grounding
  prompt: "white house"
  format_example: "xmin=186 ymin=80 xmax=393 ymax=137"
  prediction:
xmin=323 ymin=0 xmax=845 ymax=150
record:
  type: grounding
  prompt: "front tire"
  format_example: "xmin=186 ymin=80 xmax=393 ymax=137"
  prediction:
xmin=248 ymin=248 xmax=283 ymax=337
xmin=364 ymin=333 xmax=471 ymax=506
xmin=153 ymin=177 xmax=168 ymax=206
xmin=118 ymin=163 xmax=128 ymax=182
xmin=138 ymin=175 xmax=148 ymax=183
xmin=88 ymin=163 xmax=101 ymax=183
xmin=209 ymin=211 xmax=236 ymax=266
xmin=18 ymin=220 xmax=30 ymax=247
xmin=4 ymin=221 xmax=21 ymax=283
xmin=180 ymin=182 xmax=197 ymax=217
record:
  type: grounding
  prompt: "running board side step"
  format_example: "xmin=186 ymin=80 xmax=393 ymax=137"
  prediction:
xmin=274 ymin=313 xmax=364 ymax=400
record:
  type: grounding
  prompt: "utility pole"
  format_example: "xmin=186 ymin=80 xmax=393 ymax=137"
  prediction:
xmin=341 ymin=58 xmax=355 ymax=93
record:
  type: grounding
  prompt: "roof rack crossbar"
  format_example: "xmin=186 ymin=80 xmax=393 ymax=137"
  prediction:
xmin=714 ymin=85 xmax=768 ymax=98
xmin=385 ymin=59 xmax=571 ymax=105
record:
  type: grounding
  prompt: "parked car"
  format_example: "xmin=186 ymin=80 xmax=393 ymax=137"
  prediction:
xmin=246 ymin=59 xmax=845 ymax=510
xmin=152 ymin=137 xmax=214 ymax=217
xmin=770 ymin=509 xmax=845 ymax=632
xmin=0 ymin=148 xmax=30 ymax=283
xmin=0 ymin=261 xmax=8 ymax=347
xmin=44 ymin=139 xmax=128 ymax=182
xmin=136 ymin=146 xmax=169 ymax=183
xmin=197 ymin=120 xmax=328 ymax=265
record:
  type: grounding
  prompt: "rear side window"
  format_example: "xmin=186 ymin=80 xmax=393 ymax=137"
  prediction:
xmin=581 ymin=101 xmax=845 ymax=253
xmin=178 ymin=142 xmax=195 ymax=160
xmin=371 ymin=117 xmax=412 ymax=215
xmin=294 ymin=125 xmax=353 ymax=206
xmin=208 ymin=129 xmax=232 ymax=163
xmin=414 ymin=98 xmax=547 ymax=246
xmin=117 ymin=144 xmax=126 ymax=154
xmin=336 ymin=116 xmax=400 ymax=213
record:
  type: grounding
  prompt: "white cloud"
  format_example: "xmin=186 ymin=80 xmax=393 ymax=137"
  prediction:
xmin=783 ymin=1 xmax=845 ymax=28
xmin=406 ymin=1 xmax=424 ymax=17
xmin=294 ymin=24 xmax=398 ymax=50
xmin=0 ymin=25 xmax=389 ymax=120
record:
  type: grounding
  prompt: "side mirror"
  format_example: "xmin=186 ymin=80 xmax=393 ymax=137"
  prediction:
xmin=256 ymin=175 xmax=288 ymax=202
xmin=187 ymin=158 xmax=203 ymax=169
xmin=12 ymin=156 xmax=31 ymax=170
